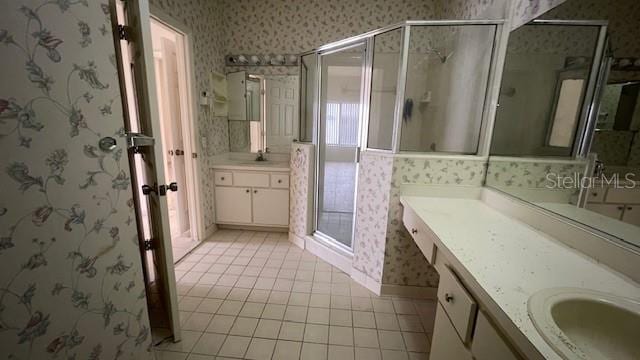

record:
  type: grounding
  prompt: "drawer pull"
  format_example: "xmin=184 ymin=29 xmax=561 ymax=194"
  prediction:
xmin=221 ymin=176 xmax=225 ymax=180
xmin=254 ymin=190 xmax=258 ymax=193
xmin=411 ymin=228 xmax=418 ymax=234
xmin=278 ymin=179 xmax=282 ymax=183
xmin=445 ymin=293 xmax=454 ymax=303
xmin=245 ymin=189 xmax=250 ymax=193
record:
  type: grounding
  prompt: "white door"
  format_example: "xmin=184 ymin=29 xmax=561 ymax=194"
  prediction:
xmin=266 ymin=76 xmax=299 ymax=153
xmin=112 ymin=0 xmax=181 ymax=340
xmin=153 ymin=29 xmax=190 ymax=238
xmin=215 ymin=187 xmax=252 ymax=223
xmin=252 ymin=188 xmax=289 ymax=226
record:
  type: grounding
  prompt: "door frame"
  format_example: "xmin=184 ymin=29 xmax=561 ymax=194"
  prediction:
xmin=313 ymin=41 xmax=368 ymax=253
xmin=149 ymin=6 xmax=205 ymax=244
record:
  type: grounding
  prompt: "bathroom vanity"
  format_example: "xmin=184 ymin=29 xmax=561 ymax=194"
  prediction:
xmin=401 ymin=190 xmax=640 ymax=360
xmin=212 ymin=157 xmax=290 ymax=229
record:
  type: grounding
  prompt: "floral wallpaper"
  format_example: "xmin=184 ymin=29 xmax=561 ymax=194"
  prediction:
xmin=149 ymin=0 xmax=229 ymax=232
xmin=382 ymin=156 xmax=487 ymax=287
xmin=485 ymin=158 xmax=587 ymax=188
xmin=0 ymin=1 xmax=151 ymax=359
xmin=289 ymin=143 xmax=314 ymax=239
xmin=352 ymin=152 xmax=394 ymax=284
xmin=228 ymin=120 xmax=250 ymax=152
xmin=510 ymin=0 xmax=567 ymax=29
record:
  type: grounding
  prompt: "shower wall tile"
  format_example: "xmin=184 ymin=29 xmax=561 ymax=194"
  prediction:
xmin=150 ymin=0 xmax=230 ymax=231
xmin=382 ymin=156 xmax=487 ymax=287
xmin=352 ymin=152 xmax=394 ymax=283
xmin=289 ymin=143 xmax=315 ymax=238
xmin=0 ymin=2 xmax=151 ymax=358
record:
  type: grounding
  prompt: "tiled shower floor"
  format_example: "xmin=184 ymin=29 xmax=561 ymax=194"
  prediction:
xmin=153 ymin=230 xmax=435 ymax=360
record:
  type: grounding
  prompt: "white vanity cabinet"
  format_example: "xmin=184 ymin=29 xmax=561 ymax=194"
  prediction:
xmin=214 ymin=169 xmax=290 ymax=227
xmin=586 ymin=186 xmax=640 ymax=226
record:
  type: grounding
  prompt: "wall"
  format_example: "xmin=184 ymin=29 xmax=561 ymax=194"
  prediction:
xmin=149 ymin=0 xmax=228 ymax=233
xmin=0 ymin=2 xmax=151 ymax=358
xmin=289 ymin=143 xmax=315 ymax=245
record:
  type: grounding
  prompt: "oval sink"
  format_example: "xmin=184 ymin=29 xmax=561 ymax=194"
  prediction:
xmin=528 ymin=288 xmax=640 ymax=360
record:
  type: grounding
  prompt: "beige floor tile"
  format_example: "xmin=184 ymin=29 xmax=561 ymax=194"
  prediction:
xmin=375 ymin=313 xmax=400 ymax=330
xmin=154 ymin=351 xmax=188 ymax=360
xmin=206 ymin=285 xmax=231 ymax=299
xmin=354 ymin=328 xmax=379 ymax=348
xmin=239 ymin=302 xmax=265 ymax=318
xmin=328 ymin=345 xmax=355 ymax=360
xmin=218 ymin=335 xmax=251 ymax=358
xmin=247 ymin=289 xmax=271 ymax=303
xmin=329 ymin=325 xmax=354 ymax=346
xmin=186 ymin=353 xmax=215 ymax=360
xmin=303 ymin=323 xmax=329 ymax=343
xmin=191 ymin=332 xmax=226 ymax=355
xmin=273 ymin=340 xmax=302 ymax=360
xmin=352 ymin=311 xmax=376 ymax=329
xmin=262 ymin=303 xmax=286 ymax=320
xmin=402 ymin=332 xmax=429 ymax=352
xmin=226 ymin=287 xmax=250 ymax=301
xmin=331 ymin=295 xmax=352 ymax=310
xmin=254 ymin=319 xmax=282 ymax=339
xmin=392 ymin=300 xmax=417 ymax=315
xmin=288 ymin=292 xmax=311 ymax=306
xmin=278 ymin=321 xmax=305 ymax=341
xmin=229 ymin=317 xmax=259 ymax=337
xmin=284 ymin=305 xmax=308 ymax=322
xmin=351 ymin=297 xmax=373 ymax=311
xmin=301 ymin=342 xmax=328 ymax=360
xmin=397 ymin=315 xmax=424 ymax=332
xmin=206 ymin=314 xmax=235 ymax=334
xmin=378 ymin=330 xmax=405 ymax=350
xmin=330 ymin=309 xmax=353 ymax=327
xmin=245 ymin=338 xmax=277 ymax=360
xmin=307 ymin=307 xmax=330 ymax=325
xmin=381 ymin=349 xmax=409 ymax=360
xmin=195 ymin=298 xmax=223 ymax=314
xmin=408 ymin=352 xmax=429 ymax=360
xmin=155 ymin=330 xmax=201 ymax=353
xmin=182 ymin=312 xmax=213 ymax=332
xmin=309 ymin=294 xmax=330 ymax=308
xmin=372 ymin=299 xmax=395 ymax=313
xmin=355 ymin=347 xmax=382 ymax=360
xmin=268 ymin=291 xmax=290 ymax=305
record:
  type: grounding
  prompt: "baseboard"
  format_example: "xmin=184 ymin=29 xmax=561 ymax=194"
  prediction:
xmin=202 ymin=224 xmax=217 ymax=240
xmin=304 ymin=235 xmax=353 ymax=275
xmin=380 ymin=284 xmax=437 ymax=299
xmin=288 ymin=232 xmax=306 ymax=249
xmin=350 ymin=267 xmax=382 ymax=296
xmin=218 ymin=224 xmax=288 ymax=233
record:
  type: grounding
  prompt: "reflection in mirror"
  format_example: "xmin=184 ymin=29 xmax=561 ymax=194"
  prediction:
xmin=487 ymin=11 xmax=640 ymax=250
xmin=228 ymin=75 xmax=299 ymax=154
xmin=300 ymin=53 xmax=317 ymax=143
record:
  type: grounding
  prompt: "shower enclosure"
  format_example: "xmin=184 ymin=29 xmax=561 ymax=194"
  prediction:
xmin=299 ymin=20 xmax=505 ymax=250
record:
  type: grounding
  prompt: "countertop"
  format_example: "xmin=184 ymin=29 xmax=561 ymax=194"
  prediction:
xmin=400 ymin=195 xmax=640 ymax=360
xmin=211 ymin=158 xmax=290 ymax=172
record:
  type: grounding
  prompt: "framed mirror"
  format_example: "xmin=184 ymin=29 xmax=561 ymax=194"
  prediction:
xmin=486 ymin=0 xmax=640 ymax=252
xmin=228 ymin=74 xmax=300 ymax=154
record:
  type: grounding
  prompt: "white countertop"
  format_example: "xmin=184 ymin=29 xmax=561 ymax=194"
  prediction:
xmin=211 ymin=158 xmax=290 ymax=172
xmin=400 ymin=195 xmax=640 ymax=360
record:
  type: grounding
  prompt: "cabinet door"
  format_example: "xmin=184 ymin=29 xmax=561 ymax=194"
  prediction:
xmin=622 ymin=206 xmax=640 ymax=226
xmin=215 ymin=187 xmax=252 ymax=224
xmin=252 ymin=188 xmax=289 ymax=226
xmin=430 ymin=303 xmax=473 ymax=360
xmin=586 ymin=203 xmax=624 ymax=220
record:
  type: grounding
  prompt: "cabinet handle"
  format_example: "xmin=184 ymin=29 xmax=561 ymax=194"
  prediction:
xmin=221 ymin=176 xmax=225 ymax=180
xmin=627 ymin=206 xmax=633 ymax=210
xmin=444 ymin=293 xmax=454 ymax=303
xmin=411 ymin=228 xmax=418 ymax=234
xmin=591 ymin=192 xmax=598 ymax=196
xmin=278 ymin=179 xmax=282 ymax=183
xmin=617 ymin=206 xmax=624 ymax=210
xmin=245 ymin=189 xmax=250 ymax=193
xmin=253 ymin=190 xmax=258 ymax=193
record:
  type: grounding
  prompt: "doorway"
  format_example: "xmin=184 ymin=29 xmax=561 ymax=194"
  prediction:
xmin=315 ymin=42 xmax=367 ymax=250
xmin=150 ymin=17 xmax=201 ymax=262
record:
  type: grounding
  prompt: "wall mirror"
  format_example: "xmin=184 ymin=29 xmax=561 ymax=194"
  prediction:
xmin=486 ymin=0 xmax=640 ymax=251
xmin=228 ymin=73 xmax=300 ymax=153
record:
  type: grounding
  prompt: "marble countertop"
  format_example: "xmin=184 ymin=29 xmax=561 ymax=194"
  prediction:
xmin=211 ymin=158 xmax=290 ymax=172
xmin=400 ymin=195 xmax=640 ymax=360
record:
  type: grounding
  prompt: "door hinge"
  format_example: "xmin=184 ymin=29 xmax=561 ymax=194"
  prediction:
xmin=143 ymin=239 xmax=155 ymax=251
xmin=127 ymin=132 xmax=155 ymax=153
xmin=192 ymin=152 xmax=198 ymax=159
xmin=117 ymin=24 xmax=133 ymax=41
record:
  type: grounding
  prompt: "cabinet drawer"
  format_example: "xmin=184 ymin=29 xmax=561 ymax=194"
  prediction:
xmin=472 ymin=311 xmax=519 ymax=360
xmin=585 ymin=203 xmax=624 ymax=220
xmin=437 ymin=266 xmax=477 ymax=344
xmin=214 ymin=171 xmax=233 ymax=186
xmin=271 ymin=173 xmax=290 ymax=188
xmin=430 ymin=303 xmax=473 ymax=360
xmin=586 ymin=188 xmax=606 ymax=203
xmin=233 ymin=172 xmax=270 ymax=187
xmin=402 ymin=205 xmax=436 ymax=264
xmin=606 ymin=188 xmax=640 ymax=204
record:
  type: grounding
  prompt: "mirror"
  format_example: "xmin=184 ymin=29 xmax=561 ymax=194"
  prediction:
xmin=228 ymin=74 xmax=299 ymax=153
xmin=486 ymin=0 xmax=640 ymax=251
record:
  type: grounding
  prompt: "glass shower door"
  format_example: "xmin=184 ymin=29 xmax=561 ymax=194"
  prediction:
xmin=316 ymin=43 xmax=366 ymax=249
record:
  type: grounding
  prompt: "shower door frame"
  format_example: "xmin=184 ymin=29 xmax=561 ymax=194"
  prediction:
xmin=313 ymin=40 xmax=370 ymax=253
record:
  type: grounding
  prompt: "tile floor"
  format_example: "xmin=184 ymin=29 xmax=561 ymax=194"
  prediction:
xmin=154 ymin=230 xmax=435 ymax=360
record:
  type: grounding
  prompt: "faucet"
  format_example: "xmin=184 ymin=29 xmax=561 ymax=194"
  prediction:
xmin=255 ymin=150 xmax=267 ymax=162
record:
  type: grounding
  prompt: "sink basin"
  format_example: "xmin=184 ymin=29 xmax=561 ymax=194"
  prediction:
xmin=528 ymin=288 xmax=640 ymax=360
